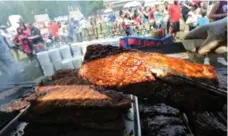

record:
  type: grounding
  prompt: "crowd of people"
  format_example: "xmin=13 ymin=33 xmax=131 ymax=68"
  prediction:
xmin=0 ymin=21 xmax=68 ymax=60
xmin=114 ymin=0 xmax=227 ymax=38
xmin=0 ymin=0 xmax=227 ymax=61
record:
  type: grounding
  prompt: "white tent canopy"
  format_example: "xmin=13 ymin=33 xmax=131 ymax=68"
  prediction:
xmin=34 ymin=14 xmax=50 ymax=22
xmin=123 ymin=1 xmax=142 ymax=8
xmin=104 ymin=8 xmax=113 ymax=13
xmin=144 ymin=0 xmax=174 ymax=7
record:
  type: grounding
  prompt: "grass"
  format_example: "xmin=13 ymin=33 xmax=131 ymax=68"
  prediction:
xmin=11 ymin=50 xmax=27 ymax=62
xmin=176 ymin=20 xmax=186 ymax=42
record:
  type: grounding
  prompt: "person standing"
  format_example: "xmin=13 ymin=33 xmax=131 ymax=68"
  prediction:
xmin=163 ymin=1 xmax=170 ymax=34
xmin=68 ymin=18 xmax=76 ymax=42
xmin=0 ymin=26 xmax=20 ymax=60
xmin=142 ymin=7 xmax=149 ymax=24
xmin=186 ymin=5 xmax=201 ymax=31
xmin=28 ymin=23 xmax=45 ymax=53
xmin=0 ymin=33 xmax=21 ymax=87
xmin=19 ymin=22 xmax=31 ymax=36
xmin=168 ymin=0 xmax=181 ymax=38
xmin=75 ymin=20 xmax=83 ymax=42
xmin=19 ymin=23 xmax=33 ymax=53
xmin=13 ymin=28 xmax=33 ymax=60
xmin=196 ymin=10 xmax=210 ymax=26
xmin=123 ymin=13 xmax=134 ymax=36
xmin=208 ymin=0 xmax=228 ymax=21
xmin=192 ymin=0 xmax=201 ymax=7
xmin=49 ymin=21 xmax=59 ymax=40
xmin=134 ymin=12 xmax=142 ymax=27
xmin=181 ymin=0 xmax=193 ymax=22
xmin=153 ymin=5 xmax=165 ymax=29
xmin=149 ymin=5 xmax=155 ymax=20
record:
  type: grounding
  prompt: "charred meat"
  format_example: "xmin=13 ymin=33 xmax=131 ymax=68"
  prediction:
xmin=40 ymin=69 xmax=91 ymax=86
xmin=23 ymin=124 xmax=123 ymax=136
xmin=20 ymin=85 xmax=131 ymax=131
xmin=193 ymin=112 xmax=227 ymax=136
xmin=140 ymin=103 xmax=189 ymax=136
xmin=33 ymin=85 xmax=131 ymax=110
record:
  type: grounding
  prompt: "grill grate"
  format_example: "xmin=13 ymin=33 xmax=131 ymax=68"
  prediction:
xmin=153 ymin=73 xmax=227 ymax=97
xmin=172 ymin=75 xmax=227 ymax=97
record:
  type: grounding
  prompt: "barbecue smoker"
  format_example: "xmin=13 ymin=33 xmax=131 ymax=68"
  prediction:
xmin=0 ymin=43 xmax=227 ymax=136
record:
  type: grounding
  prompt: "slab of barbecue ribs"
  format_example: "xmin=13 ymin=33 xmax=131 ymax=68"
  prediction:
xmin=20 ymin=85 xmax=131 ymax=130
xmin=27 ymin=85 xmax=131 ymax=112
xmin=79 ymin=45 xmax=217 ymax=87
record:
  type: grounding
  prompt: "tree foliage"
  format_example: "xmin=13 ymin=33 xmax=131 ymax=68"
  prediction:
xmin=0 ymin=1 xmax=104 ymax=25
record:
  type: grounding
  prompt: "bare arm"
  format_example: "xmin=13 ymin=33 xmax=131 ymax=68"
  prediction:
xmin=28 ymin=35 xmax=40 ymax=40
xmin=208 ymin=1 xmax=227 ymax=20
xmin=13 ymin=36 xmax=20 ymax=45
xmin=182 ymin=3 xmax=192 ymax=9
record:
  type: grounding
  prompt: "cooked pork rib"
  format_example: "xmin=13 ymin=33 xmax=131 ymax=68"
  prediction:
xmin=79 ymin=45 xmax=216 ymax=87
xmin=33 ymin=85 xmax=131 ymax=110
xmin=20 ymin=85 xmax=130 ymax=130
xmin=140 ymin=103 xmax=189 ymax=136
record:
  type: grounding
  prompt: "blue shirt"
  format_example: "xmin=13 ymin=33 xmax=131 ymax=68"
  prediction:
xmin=197 ymin=17 xmax=209 ymax=26
xmin=153 ymin=11 xmax=164 ymax=27
xmin=108 ymin=14 xmax=115 ymax=23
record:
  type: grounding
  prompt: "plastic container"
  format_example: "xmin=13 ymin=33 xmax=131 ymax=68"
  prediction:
xmin=61 ymin=59 xmax=74 ymax=69
xmin=42 ymin=64 xmax=55 ymax=76
xmin=71 ymin=57 xmax=83 ymax=68
xmin=52 ymin=61 xmax=62 ymax=71
xmin=71 ymin=44 xmax=83 ymax=57
xmin=48 ymin=48 xmax=62 ymax=62
xmin=59 ymin=45 xmax=72 ymax=59
xmin=81 ymin=44 xmax=88 ymax=55
xmin=36 ymin=51 xmax=52 ymax=66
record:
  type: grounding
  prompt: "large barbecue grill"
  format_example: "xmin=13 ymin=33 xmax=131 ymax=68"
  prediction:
xmin=0 ymin=43 xmax=226 ymax=136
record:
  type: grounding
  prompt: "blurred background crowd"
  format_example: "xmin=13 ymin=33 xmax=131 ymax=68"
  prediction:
xmin=0 ymin=0 xmax=227 ymax=61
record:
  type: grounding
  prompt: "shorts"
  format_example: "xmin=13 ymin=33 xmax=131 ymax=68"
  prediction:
xmin=171 ymin=22 xmax=180 ymax=33
xmin=32 ymin=38 xmax=44 ymax=45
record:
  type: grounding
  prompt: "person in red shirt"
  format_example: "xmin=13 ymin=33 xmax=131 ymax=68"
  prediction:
xmin=192 ymin=0 xmax=201 ymax=7
xmin=149 ymin=6 xmax=155 ymax=20
xmin=49 ymin=21 xmax=59 ymax=39
xmin=13 ymin=28 xmax=33 ymax=60
xmin=19 ymin=22 xmax=31 ymax=36
xmin=168 ymin=1 xmax=181 ymax=38
xmin=134 ymin=13 xmax=142 ymax=26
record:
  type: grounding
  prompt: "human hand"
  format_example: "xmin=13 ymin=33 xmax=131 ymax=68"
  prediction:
xmin=184 ymin=17 xmax=227 ymax=55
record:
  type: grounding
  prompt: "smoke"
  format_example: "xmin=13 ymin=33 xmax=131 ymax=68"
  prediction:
xmin=0 ymin=35 xmax=22 ymax=90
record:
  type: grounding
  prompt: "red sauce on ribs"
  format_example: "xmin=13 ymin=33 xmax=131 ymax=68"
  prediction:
xmin=79 ymin=52 xmax=216 ymax=87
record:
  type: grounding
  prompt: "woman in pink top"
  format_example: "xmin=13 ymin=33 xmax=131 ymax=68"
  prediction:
xmin=13 ymin=28 xmax=33 ymax=60
xmin=19 ymin=23 xmax=31 ymax=36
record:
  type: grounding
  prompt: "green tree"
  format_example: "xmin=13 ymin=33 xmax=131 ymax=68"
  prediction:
xmin=0 ymin=1 xmax=104 ymax=25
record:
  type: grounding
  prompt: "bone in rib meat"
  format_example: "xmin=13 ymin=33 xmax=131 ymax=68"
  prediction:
xmin=79 ymin=45 xmax=216 ymax=87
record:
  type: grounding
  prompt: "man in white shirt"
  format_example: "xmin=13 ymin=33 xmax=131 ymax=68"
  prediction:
xmin=0 ymin=33 xmax=21 ymax=87
xmin=0 ymin=26 xmax=20 ymax=60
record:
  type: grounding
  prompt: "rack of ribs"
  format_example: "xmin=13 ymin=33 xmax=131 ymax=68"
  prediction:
xmin=79 ymin=45 xmax=217 ymax=87
xmin=30 ymin=85 xmax=131 ymax=111
xmin=20 ymin=85 xmax=131 ymax=131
